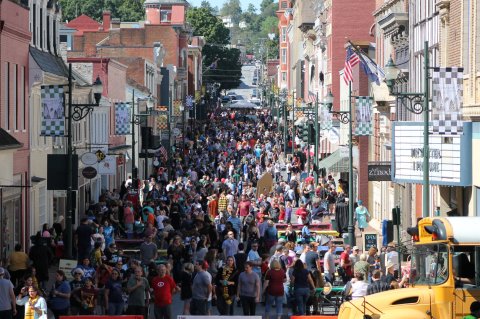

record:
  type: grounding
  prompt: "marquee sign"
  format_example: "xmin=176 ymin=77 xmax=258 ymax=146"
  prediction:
xmin=391 ymin=122 xmax=472 ymax=186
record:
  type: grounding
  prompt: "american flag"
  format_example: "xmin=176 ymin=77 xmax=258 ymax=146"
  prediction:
xmin=343 ymin=46 xmax=360 ymax=85
xmin=159 ymin=145 xmax=168 ymax=159
xmin=307 ymin=90 xmax=317 ymax=104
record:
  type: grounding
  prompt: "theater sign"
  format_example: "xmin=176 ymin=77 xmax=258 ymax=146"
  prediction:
xmin=392 ymin=122 xmax=472 ymax=186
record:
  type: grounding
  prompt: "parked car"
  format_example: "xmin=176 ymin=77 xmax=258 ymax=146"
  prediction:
xmin=221 ymin=95 xmax=232 ymax=104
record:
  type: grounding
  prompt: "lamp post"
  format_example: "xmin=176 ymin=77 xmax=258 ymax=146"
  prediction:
xmin=325 ymin=88 xmax=355 ymax=246
xmin=291 ymin=90 xmax=296 ymax=157
xmin=130 ymin=90 xmax=154 ymax=188
xmin=179 ymin=104 xmax=185 ymax=158
xmin=66 ymin=63 xmax=103 ymax=259
xmin=384 ymin=41 xmax=430 ymax=218
xmin=279 ymin=89 xmax=288 ymax=159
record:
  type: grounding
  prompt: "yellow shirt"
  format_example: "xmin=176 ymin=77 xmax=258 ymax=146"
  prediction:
xmin=8 ymin=251 xmax=29 ymax=271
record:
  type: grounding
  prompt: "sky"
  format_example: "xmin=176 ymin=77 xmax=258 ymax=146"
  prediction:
xmin=187 ymin=0 xmax=258 ymax=12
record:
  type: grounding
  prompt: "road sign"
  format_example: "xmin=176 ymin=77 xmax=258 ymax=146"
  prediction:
xmin=186 ymin=95 xmax=194 ymax=109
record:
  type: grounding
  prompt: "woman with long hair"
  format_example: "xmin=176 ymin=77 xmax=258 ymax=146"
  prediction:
xmin=16 ymin=285 xmax=47 ymax=319
xmin=179 ymin=263 xmax=194 ymax=315
xmin=48 ymin=270 xmax=71 ymax=319
xmin=215 ymin=256 xmax=238 ymax=315
xmin=290 ymin=259 xmax=315 ymax=315
xmin=104 ymin=269 xmax=124 ymax=315
xmin=167 ymin=236 xmax=185 ymax=281
xmin=263 ymin=259 xmax=286 ymax=319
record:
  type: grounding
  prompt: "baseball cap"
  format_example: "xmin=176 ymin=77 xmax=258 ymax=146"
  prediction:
xmin=353 ymin=246 xmax=360 ymax=251
xmin=386 ymin=261 xmax=395 ymax=269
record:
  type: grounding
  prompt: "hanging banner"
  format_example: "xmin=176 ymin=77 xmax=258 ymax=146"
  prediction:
xmin=319 ymin=104 xmax=332 ymax=130
xmin=354 ymin=96 xmax=373 ymax=136
xmin=97 ymin=155 xmax=116 ymax=175
xmin=115 ymin=103 xmax=131 ymax=135
xmin=41 ymin=85 xmax=65 ymax=136
xmin=432 ymin=67 xmax=464 ymax=135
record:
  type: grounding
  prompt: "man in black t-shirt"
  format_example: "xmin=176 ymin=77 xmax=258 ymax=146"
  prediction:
xmin=75 ymin=217 xmax=93 ymax=262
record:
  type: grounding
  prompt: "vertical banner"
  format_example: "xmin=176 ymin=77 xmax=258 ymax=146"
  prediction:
xmin=319 ymin=104 xmax=332 ymax=130
xmin=354 ymin=96 xmax=373 ymax=136
xmin=41 ymin=85 xmax=65 ymax=136
xmin=115 ymin=103 xmax=131 ymax=135
xmin=432 ymin=67 xmax=464 ymax=135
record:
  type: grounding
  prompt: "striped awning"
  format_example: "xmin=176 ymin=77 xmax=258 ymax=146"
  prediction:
xmin=317 ymin=149 xmax=349 ymax=173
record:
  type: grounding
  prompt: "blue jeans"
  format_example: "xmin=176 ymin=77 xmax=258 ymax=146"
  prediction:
xmin=265 ymin=294 xmax=284 ymax=316
xmin=294 ymin=287 xmax=310 ymax=315
xmin=108 ymin=302 xmax=124 ymax=315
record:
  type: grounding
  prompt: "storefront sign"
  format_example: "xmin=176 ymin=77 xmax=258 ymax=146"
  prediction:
xmin=82 ymin=166 xmax=97 ymax=179
xmin=364 ymin=233 xmax=378 ymax=251
xmin=392 ymin=122 xmax=472 ymax=186
xmin=97 ymin=155 xmax=116 ymax=175
xmin=368 ymin=164 xmax=391 ymax=181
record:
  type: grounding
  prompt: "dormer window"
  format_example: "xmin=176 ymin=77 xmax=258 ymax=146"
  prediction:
xmin=160 ymin=8 xmax=172 ymax=23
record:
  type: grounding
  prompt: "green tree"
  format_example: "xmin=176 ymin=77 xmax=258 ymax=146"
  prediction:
xmin=200 ymin=1 xmax=218 ymax=15
xmin=219 ymin=0 xmax=242 ymax=24
xmin=186 ymin=7 xmax=230 ymax=45
xmin=59 ymin=0 xmax=145 ymax=22
xmin=260 ymin=16 xmax=278 ymax=35
xmin=260 ymin=0 xmax=274 ymax=13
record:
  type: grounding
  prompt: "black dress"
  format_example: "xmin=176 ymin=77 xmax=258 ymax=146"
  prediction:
xmin=179 ymin=270 xmax=193 ymax=300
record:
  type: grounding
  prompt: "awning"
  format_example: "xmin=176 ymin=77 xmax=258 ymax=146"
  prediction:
xmin=317 ymin=149 xmax=349 ymax=173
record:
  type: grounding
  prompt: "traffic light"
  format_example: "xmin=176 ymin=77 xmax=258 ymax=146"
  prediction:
xmin=406 ymin=227 xmax=419 ymax=242
xmin=302 ymin=125 xmax=309 ymax=143
xmin=392 ymin=207 xmax=400 ymax=225
xmin=309 ymin=123 xmax=315 ymax=141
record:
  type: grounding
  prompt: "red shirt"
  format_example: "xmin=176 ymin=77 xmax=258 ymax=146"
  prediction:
xmin=296 ymin=208 xmax=308 ymax=219
xmin=152 ymin=275 xmax=176 ymax=306
xmin=238 ymin=200 xmax=251 ymax=217
xmin=340 ymin=251 xmax=353 ymax=276
xmin=265 ymin=269 xmax=286 ymax=296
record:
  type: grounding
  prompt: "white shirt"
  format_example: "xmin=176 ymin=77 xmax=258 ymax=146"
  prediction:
xmin=386 ymin=250 xmax=399 ymax=271
xmin=351 ymin=280 xmax=369 ymax=299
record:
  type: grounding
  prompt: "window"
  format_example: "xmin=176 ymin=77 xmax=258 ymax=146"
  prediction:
xmin=47 ymin=15 xmax=50 ymax=53
xmin=281 ymin=1 xmax=288 ymax=9
xmin=281 ymin=48 xmax=287 ymax=64
xmin=32 ymin=4 xmax=36 ymax=46
xmin=39 ymin=186 xmax=47 ymax=225
xmin=13 ymin=64 xmax=17 ymax=130
xmin=40 ymin=8 xmax=43 ymax=49
xmin=4 ymin=62 xmax=10 ymax=130
xmin=160 ymin=9 xmax=172 ymax=22
xmin=281 ymin=27 xmax=287 ymax=42
xmin=282 ymin=72 xmax=287 ymax=83
xmin=20 ymin=66 xmax=25 ymax=130
xmin=463 ymin=0 xmax=471 ymax=70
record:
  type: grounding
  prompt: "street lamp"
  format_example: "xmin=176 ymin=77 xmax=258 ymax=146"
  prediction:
xmin=384 ymin=41 xmax=430 ymax=218
xmin=279 ymin=89 xmax=288 ymax=158
xmin=179 ymin=104 xmax=185 ymax=156
xmin=130 ymin=90 xmax=154 ymax=189
xmin=325 ymin=90 xmax=354 ymax=246
xmin=66 ymin=64 xmax=103 ymax=259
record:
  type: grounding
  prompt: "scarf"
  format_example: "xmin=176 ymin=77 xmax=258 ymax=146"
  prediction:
xmin=221 ymin=266 xmax=234 ymax=305
xmin=25 ymin=296 xmax=39 ymax=319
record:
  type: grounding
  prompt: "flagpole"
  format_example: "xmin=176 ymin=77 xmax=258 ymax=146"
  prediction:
xmin=314 ymin=92 xmax=319 ymax=185
xmin=422 ymin=41 xmax=430 ymax=218
xmin=348 ymin=81 xmax=355 ymax=247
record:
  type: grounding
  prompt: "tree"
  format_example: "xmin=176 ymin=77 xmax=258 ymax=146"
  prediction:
xmin=59 ymin=0 xmax=145 ymax=22
xmin=260 ymin=0 xmax=274 ymax=13
xmin=187 ymin=7 xmax=242 ymax=90
xmin=186 ymin=7 xmax=230 ymax=45
xmin=260 ymin=16 xmax=278 ymax=35
xmin=220 ymin=0 xmax=242 ymax=24
xmin=200 ymin=1 xmax=218 ymax=15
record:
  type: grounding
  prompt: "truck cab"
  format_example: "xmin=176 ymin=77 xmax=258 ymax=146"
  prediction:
xmin=338 ymin=217 xmax=480 ymax=319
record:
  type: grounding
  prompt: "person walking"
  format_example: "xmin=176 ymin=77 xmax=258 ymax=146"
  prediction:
xmin=7 ymin=244 xmax=29 ymax=287
xmin=215 ymin=256 xmax=238 ymax=315
xmin=191 ymin=261 xmax=212 ymax=315
xmin=263 ymin=259 xmax=286 ymax=319
xmin=151 ymin=264 xmax=178 ymax=319
xmin=354 ymin=200 xmax=370 ymax=232
xmin=290 ymin=259 xmax=316 ymax=315
xmin=237 ymin=261 xmax=261 ymax=316
xmin=48 ymin=270 xmax=71 ymax=319
xmin=0 ymin=267 xmax=17 ymax=319
xmin=323 ymin=243 xmax=336 ymax=284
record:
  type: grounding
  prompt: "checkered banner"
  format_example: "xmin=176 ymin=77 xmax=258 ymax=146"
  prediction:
xmin=354 ymin=96 xmax=373 ymax=136
xmin=115 ymin=103 xmax=131 ymax=135
xmin=41 ymin=85 xmax=65 ymax=136
xmin=156 ymin=114 xmax=168 ymax=130
xmin=432 ymin=67 xmax=464 ymax=135
xmin=319 ymin=104 xmax=332 ymax=130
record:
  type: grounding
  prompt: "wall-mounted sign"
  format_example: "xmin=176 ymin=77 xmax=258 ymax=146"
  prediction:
xmin=364 ymin=233 xmax=378 ymax=252
xmin=392 ymin=122 xmax=472 ymax=186
xmin=81 ymin=152 xmax=98 ymax=165
xmin=368 ymin=164 xmax=391 ymax=181
xmin=97 ymin=155 xmax=116 ymax=175
xmin=82 ymin=166 xmax=97 ymax=179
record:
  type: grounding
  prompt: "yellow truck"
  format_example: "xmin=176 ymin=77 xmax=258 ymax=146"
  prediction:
xmin=338 ymin=217 xmax=480 ymax=319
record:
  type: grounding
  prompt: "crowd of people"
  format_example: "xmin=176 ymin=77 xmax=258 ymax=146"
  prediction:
xmin=0 ymin=107 xmax=409 ymax=319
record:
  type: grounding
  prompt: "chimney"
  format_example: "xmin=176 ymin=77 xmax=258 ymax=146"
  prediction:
xmin=103 ymin=11 xmax=111 ymax=31
xmin=111 ymin=18 xmax=121 ymax=29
